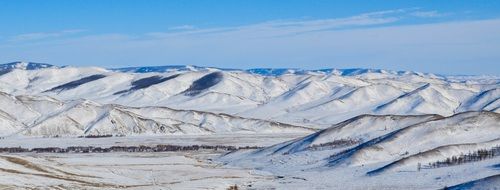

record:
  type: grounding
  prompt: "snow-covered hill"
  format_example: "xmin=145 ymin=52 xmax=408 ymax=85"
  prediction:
xmin=220 ymin=111 xmax=500 ymax=188
xmin=222 ymin=111 xmax=499 ymax=168
xmin=0 ymin=61 xmax=498 ymax=131
xmin=0 ymin=91 xmax=313 ymax=137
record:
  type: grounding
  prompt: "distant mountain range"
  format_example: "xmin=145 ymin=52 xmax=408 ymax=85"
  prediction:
xmin=0 ymin=61 xmax=498 ymax=137
xmin=0 ymin=61 xmax=451 ymax=76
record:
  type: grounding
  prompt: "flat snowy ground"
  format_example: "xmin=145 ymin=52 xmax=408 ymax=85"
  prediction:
xmin=0 ymin=151 xmax=275 ymax=189
xmin=0 ymin=135 xmax=299 ymax=189
xmin=0 ymin=133 xmax=305 ymax=148
xmin=2 ymin=150 xmax=498 ymax=189
xmin=1 ymin=134 xmax=499 ymax=189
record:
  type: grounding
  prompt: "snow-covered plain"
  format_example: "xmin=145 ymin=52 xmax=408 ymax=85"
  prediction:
xmin=0 ymin=151 xmax=277 ymax=189
xmin=0 ymin=133 xmax=304 ymax=149
xmin=0 ymin=62 xmax=499 ymax=189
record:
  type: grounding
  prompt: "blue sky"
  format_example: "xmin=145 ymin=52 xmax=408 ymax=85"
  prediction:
xmin=1 ymin=0 xmax=499 ymax=75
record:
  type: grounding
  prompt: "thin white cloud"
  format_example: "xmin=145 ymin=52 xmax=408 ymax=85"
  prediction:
xmin=5 ymin=8 xmax=438 ymax=43
xmin=149 ymin=9 xmax=408 ymax=38
xmin=143 ymin=8 xmax=449 ymax=40
xmin=168 ymin=25 xmax=196 ymax=31
xmin=8 ymin=29 xmax=85 ymax=42
xmin=410 ymin=10 xmax=447 ymax=18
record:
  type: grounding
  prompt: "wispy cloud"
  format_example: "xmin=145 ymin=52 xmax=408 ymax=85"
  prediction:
xmin=141 ymin=8 xmax=452 ymax=40
xmin=8 ymin=29 xmax=85 ymax=42
xmin=149 ymin=9 xmax=410 ymax=38
xmin=410 ymin=10 xmax=447 ymax=18
xmin=5 ymin=8 xmax=443 ymax=42
xmin=168 ymin=25 xmax=196 ymax=31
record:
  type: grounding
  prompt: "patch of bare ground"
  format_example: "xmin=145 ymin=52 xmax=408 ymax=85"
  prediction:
xmin=227 ymin=184 xmax=239 ymax=190
xmin=0 ymin=185 xmax=17 ymax=190
xmin=46 ymin=166 xmax=101 ymax=179
xmin=0 ymin=155 xmax=99 ymax=179
xmin=0 ymin=155 xmax=51 ymax=173
xmin=0 ymin=157 xmax=133 ymax=188
xmin=0 ymin=167 xmax=118 ymax=188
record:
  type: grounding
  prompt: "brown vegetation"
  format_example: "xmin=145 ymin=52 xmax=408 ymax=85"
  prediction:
xmin=427 ymin=146 xmax=500 ymax=168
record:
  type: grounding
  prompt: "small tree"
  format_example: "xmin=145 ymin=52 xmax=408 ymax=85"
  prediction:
xmin=227 ymin=184 xmax=239 ymax=190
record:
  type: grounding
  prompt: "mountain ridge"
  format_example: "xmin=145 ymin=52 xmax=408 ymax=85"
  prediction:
xmin=0 ymin=61 xmax=498 ymax=129
xmin=4 ymin=61 xmax=498 ymax=78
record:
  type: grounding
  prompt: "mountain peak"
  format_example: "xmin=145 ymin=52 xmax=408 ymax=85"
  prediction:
xmin=0 ymin=61 xmax=56 ymax=71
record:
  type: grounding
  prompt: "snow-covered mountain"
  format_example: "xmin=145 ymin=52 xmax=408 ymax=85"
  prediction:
xmin=0 ymin=90 xmax=313 ymax=137
xmin=220 ymin=111 xmax=500 ymax=188
xmin=0 ymin=61 xmax=498 ymax=136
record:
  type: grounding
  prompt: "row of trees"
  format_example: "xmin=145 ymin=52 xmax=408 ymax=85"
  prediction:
xmin=427 ymin=146 xmax=500 ymax=168
xmin=307 ymin=138 xmax=359 ymax=151
xmin=0 ymin=144 xmax=261 ymax=154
